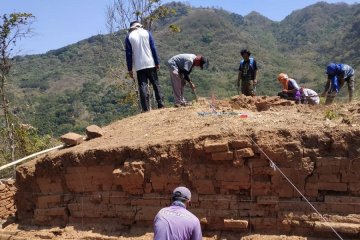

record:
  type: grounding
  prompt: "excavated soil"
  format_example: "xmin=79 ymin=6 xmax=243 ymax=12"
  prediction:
xmin=0 ymin=96 xmax=360 ymax=240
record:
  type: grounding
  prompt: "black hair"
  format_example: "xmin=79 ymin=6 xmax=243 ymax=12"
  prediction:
xmin=129 ymin=20 xmax=140 ymax=27
xmin=240 ymin=49 xmax=251 ymax=56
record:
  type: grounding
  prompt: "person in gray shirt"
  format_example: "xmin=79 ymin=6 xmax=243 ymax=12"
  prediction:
xmin=167 ymin=54 xmax=207 ymax=107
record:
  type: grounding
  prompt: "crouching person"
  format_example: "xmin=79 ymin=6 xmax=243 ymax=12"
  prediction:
xmin=300 ymin=87 xmax=320 ymax=105
xmin=154 ymin=186 xmax=202 ymax=240
xmin=277 ymin=73 xmax=301 ymax=103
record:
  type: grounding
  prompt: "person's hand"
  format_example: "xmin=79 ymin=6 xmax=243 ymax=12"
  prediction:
xmin=128 ymin=71 xmax=134 ymax=79
xmin=253 ymin=79 xmax=258 ymax=85
xmin=189 ymin=81 xmax=196 ymax=89
xmin=156 ymin=64 xmax=160 ymax=71
xmin=282 ymin=89 xmax=288 ymax=93
xmin=320 ymin=92 xmax=327 ymax=97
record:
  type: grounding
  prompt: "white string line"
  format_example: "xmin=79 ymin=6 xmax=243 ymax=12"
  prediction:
xmin=0 ymin=144 xmax=65 ymax=172
xmin=244 ymin=131 xmax=344 ymax=240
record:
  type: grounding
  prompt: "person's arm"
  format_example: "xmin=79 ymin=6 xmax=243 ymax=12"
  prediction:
xmin=253 ymin=60 xmax=258 ymax=84
xmin=287 ymin=79 xmax=300 ymax=93
xmin=321 ymin=77 xmax=331 ymax=96
xmin=125 ymin=36 xmax=133 ymax=78
xmin=237 ymin=71 xmax=242 ymax=94
xmin=148 ymin=31 xmax=160 ymax=69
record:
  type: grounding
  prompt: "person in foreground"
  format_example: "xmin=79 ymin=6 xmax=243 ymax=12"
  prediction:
xmin=321 ymin=63 xmax=355 ymax=104
xmin=168 ymin=54 xmax=208 ymax=107
xmin=153 ymin=186 xmax=202 ymax=240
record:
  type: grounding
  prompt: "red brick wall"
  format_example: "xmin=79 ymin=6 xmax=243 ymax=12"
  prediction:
xmin=14 ymin=129 xmax=360 ymax=237
xmin=0 ymin=179 xmax=16 ymax=220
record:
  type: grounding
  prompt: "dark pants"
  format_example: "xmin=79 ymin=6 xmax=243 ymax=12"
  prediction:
xmin=278 ymin=92 xmax=299 ymax=103
xmin=241 ymin=80 xmax=255 ymax=96
xmin=325 ymin=75 xmax=355 ymax=104
xmin=136 ymin=67 xmax=164 ymax=112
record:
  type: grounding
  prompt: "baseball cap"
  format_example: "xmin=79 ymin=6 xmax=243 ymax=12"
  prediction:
xmin=129 ymin=21 xmax=143 ymax=30
xmin=172 ymin=186 xmax=191 ymax=201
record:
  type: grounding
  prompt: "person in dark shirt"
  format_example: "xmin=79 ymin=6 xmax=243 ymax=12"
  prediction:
xmin=237 ymin=49 xmax=258 ymax=96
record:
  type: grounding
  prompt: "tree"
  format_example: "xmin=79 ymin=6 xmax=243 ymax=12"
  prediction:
xmin=105 ymin=0 xmax=175 ymax=35
xmin=0 ymin=13 xmax=34 ymax=170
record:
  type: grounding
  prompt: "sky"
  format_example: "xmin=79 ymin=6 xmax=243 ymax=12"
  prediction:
xmin=0 ymin=0 xmax=359 ymax=55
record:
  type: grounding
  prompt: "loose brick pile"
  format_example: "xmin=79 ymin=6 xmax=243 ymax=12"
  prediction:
xmin=14 ymin=128 xmax=360 ymax=238
xmin=0 ymin=179 xmax=16 ymax=221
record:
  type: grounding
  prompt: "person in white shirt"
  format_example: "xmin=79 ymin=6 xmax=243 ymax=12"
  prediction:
xmin=125 ymin=21 xmax=164 ymax=112
xmin=300 ymin=87 xmax=320 ymax=105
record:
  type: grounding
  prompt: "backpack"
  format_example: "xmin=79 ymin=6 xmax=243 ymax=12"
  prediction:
xmin=240 ymin=58 xmax=255 ymax=69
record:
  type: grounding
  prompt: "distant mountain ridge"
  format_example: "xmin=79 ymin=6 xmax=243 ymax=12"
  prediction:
xmin=8 ymin=1 xmax=360 ymax=135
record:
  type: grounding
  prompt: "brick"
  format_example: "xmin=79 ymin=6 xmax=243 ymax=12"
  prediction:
xmin=193 ymin=179 xmax=215 ymax=194
xmin=135 ymin=206 xmax=161 ymax=221
xmin=204 ymin=141 xmax=229 ymax=153
xmin=248 ymin=158 xmax=269 ymax=168
xmin=229 ymin=139 xmax=252 ymax=149
xmin=131 ymin=198 xmax=161 ymax=206
xmin=36 ymin=178 xmax=63 ymax=194
xmin=35 ymin=207 xmax=67 ymax=217
xmin=151 ymin=173 xmax=181 ymax=192
xmin=109 ymin=191 xmax=128 ymax=205
xmin=252 ymin=166 xmax=274 ymax=175
xmin=215 ymin=167 xmax=250 ymax=183
xmin=211 ymin=151 xmax=233 ymax=161
xmin=37 ymin=195 xmax=61 ymax=209
xmin=305 ymin=183 xmax=318 ymax=197
xmin=318 ymin=174 xmax=340 ymax=183
xmin=314 ymin=221 xmax=360 ymax=234
xmin=318 ymin=182 xmax=348 ymax=192
xmin=316 ymin=157 xmax=342 ymax=167
xmin=235 ymin=148 xmax=255 ymax=158
xmin=325 ymin=195 xmax=360 ymax=204
xmin=66 ymin=166 xmax=88 ymax=174
xmin=341 ymin=171 xmax=360 ymax=183
xmin=315 ymin=165 xmax=341 ymax=174
xmin=220 ymin=181 xmax=250 ymax=191
xmin=223 ymin=219 xmax=248 ymax=229
xmin=257 ymin=196 xmax=279 ymax=205
xmin=113 ymin=168 xmax=145 ymax=194
xmin=349 ymin=182 xmax=360 ymax=193
xmin=251 ymin=217 xmax=278 ymax=229
xmin=60 ymin=132 xmax=84 ymax=146
xmin=85 ymin=125 xmax=104 ymax=139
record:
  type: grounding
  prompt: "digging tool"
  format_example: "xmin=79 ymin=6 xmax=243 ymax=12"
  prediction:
xmin=189 ymin=81 xmax=198 ymax=102
xmin=131 ymin=76 xmax=142 ymax=112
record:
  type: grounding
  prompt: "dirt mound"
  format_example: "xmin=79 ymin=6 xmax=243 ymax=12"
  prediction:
xmin=224 ymin=95 xmax=295 ymax=112
xmin=2 ymin=97 xmax=360 ymax=240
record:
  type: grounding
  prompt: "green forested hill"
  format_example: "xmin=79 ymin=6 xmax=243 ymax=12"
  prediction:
xmin=7 ymin=2 xmax=360 ymax=136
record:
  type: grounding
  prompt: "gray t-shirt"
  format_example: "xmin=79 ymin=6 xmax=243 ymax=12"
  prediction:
xmin=168 ymin=54 xmax=196 ymax=72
